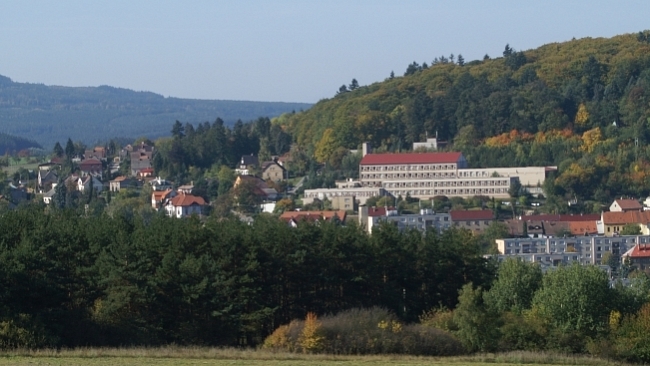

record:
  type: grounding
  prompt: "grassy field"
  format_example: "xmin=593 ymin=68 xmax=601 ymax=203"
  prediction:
xmin=0 ymin=348 xmax=631 ymax=366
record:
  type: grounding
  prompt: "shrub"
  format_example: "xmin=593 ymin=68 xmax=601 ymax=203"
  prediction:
xmin=0 ymin=314 xmax=53 ymax=349
xmin=262 ymin=307 xmax=465 ymax=356
xmin=614 ymin=302 xmax=650 ymax=362
xmin=419 ymin=307 xmax=457 ymax=332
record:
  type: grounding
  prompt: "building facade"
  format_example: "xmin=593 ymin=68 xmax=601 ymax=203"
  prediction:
xmin=494 ymin=235 xmax=648 ymax=266
xmin=303 ymin=187 xmax=389 ymax=206
xmin=358 ymin=151 xmax=551 ymax=200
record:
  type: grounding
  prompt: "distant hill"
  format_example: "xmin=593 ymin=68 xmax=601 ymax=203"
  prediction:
xmin=0 ymin=75 xmax=312 ymax=148
xmin=0 ymin=131 xmax=42 ymax=155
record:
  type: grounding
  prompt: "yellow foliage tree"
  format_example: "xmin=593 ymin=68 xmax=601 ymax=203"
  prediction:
xmin=575 ymin=103 xmax=590 ymax=126
xmin=298 ymin=312 xmax=324 ymax=353
xmin=314 ymin=128 xmax=337 ymax=164
xmin=580 ymin=127 xmax=602 ymax=152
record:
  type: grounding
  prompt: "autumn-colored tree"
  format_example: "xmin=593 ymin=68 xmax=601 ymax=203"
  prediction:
xmin=314 ymin=128 xmax=338 ymax=164
xmin=299 ymin=312 xmax=324 ymax=353
xmin=580 ymin=127 xmax=602 ymax=152
xmin=575 ymin=103 xmax=590 ymax=126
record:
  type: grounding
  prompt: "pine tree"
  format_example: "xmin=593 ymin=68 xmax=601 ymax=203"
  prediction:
xmin=348 ymin=78 xmax=359 ymax=90
xmin=53 ymin=142 xmax=64 ymax=157
xmin=457 ymin=54 xmax=465 ymax=66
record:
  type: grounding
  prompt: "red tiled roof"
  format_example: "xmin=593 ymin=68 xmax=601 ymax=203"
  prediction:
xmin=603 ymin=211 xmax=650 ymax=225
xmin=613 ymin=199 xmax=642 ymax=211
xmin=519 ymin=214 xmax=600 ymax=222
xmin=152 ymin=189 xmax=174 ymax=201
xmin=568 ymin=221 xmax=599 ymax=235
xmin=360 ymin=152 xmax=463 ymax=165
xmin=170 ymin=194 xmax=206 ymax=207
xmin=450 ymin=210 xmax=494 ymax=221
xmin=626 ymin=244 xmax=650 ymax=258
xmin=367 ymin=207 xmax=396 ymax=217
xmin=280 ymin=210 xmax=347 ymax=222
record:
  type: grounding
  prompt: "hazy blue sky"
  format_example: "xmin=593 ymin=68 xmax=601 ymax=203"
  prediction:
xmin=2 ymin=1 xmax=650 ymax=103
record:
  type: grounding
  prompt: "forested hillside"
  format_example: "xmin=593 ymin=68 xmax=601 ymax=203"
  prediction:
xmin=0 ymin=75 xmax=311 ymax=148
xmin=0 ymin=132 xmax=42 ymax=155
xmin=280 ymin=31 xmax=650 ymax=205
xmin=284 ymin=32 xmax=650 ymax=151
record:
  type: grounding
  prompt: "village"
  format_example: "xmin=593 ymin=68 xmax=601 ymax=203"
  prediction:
xmin=1 ymin=135 xmax=649 ymax=278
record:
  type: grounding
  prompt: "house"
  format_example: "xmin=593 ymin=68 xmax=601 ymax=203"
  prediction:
xmin=130 ymin=142 xmax=155 ymax=177
xmin=137 ymin=167 xmax=154 ymax=179
xmin=412 ymin=137 xmax=447 ymax=151
xmin=151 ymin=189 xmax=177 ymax=209
xmin=623 ymin=243 xmax=650 ymax=270
xmin=280 ymin=210 xmax=347 ymax=227
xmin=569 ymin=221 xmax=599 ymax=236
xmin=38 ymin=170 xmax=58 ymax=191
xmin=601 ymin=211 xmax=650 ymax=236
xmin=450 ymin=210 xmax=494 ymax=234
xmin=85 ymin=146 xmax=107 ymax=161
xmin=43 ymin=185 xmax=56 ymax=205
xmin=77 ymin=176 xmax=103 ymax=193
xmin=178 ymin=183 xmax=194 ymax=194
xmin=261 ymin=160 xmax=286 ymax=183
xmin=79 ymin=158 xmax=103 ymax=179
xmin=610 ymin=198 xmax=642 ymax=212
xmin=109 ymin=176 xmax=136 ymax=192
xmin=149 ymin=177 xmax=173 ymax=191
xmin=165 ymin=193 xmax=207 ymax=218
xmin=234 ymin=175 xmax=278 ymax=200
xmin=235 ymin=154 xmax=259 ymax=176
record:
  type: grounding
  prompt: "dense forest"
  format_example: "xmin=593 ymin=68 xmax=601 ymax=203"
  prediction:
xmin=0 ymin=132 xmax=42 ymax=155
xmin=0 ymin=75 xmax=311 ymax=148
xmin=0 ymin=206 xmax=490 ymax=347
xmin=2 ymin=205 xmax=650 ymax=362
xmin=277 ymin=32 xmax=650 ymax=205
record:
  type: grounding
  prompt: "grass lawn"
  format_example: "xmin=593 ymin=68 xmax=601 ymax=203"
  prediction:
xmin=0 ymin=349 xmax=628 ymax=366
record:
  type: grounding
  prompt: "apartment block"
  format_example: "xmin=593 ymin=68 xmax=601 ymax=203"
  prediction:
xmin=358 ymin=151 xmax=552 ymax=200
xmin=494 ymin=235 xmax=648 ymax=266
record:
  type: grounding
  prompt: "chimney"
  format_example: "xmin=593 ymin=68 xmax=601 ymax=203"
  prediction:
xmin=359 ymin=205 xmax=368 ymax=226
xmin=362 ymin=142 xmax=372 ymax=157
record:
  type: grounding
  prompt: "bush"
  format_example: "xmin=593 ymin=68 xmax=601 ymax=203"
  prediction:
xmin=262 ymin=307 xmax=465 ymax=356
xmin=0 ymin=315 xmax=53 ymax=349
xmin=614 ymin=302 xmax=650 ymax=362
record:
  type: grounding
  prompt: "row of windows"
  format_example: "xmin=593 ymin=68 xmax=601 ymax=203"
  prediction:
xmin=388 ymin=188 xmax=509 ymax=197
xmin=304 ymin=191 xmax=381 ymax=198
xmin=383 ymin=180 xmax=509 ymax=188
xmin=361 ymin=164 xmax=457 ymax=172
xmin=458 ymin=170 xmax=499 ymax=178
xmin=361 ymin=172 xmax=458 ymax=180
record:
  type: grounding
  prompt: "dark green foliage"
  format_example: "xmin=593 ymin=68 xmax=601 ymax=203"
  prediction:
xmin=0 ymin=206 xmax=492 ymax=348
xmin=0 ymin=133 xmax=42 ymax=155
xmin=484 ymin=259 xmax=542 ymax=314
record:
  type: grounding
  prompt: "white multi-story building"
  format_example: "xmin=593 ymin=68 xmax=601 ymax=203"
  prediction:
xmin=358 ymin=151 xmax=553 ymax=199
xmin=302 ymin=187 xmax=389 ymax=206
xmin=494 ymin=235 xmax=648 ymax=266
xmin=359 ymin=206 xmax=451 ymax=234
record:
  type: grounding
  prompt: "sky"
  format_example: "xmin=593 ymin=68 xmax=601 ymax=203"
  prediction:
xmin=1 ymin=1 xmax=650 ymax=104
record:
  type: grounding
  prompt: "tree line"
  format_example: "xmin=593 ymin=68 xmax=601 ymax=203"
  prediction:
xmin=0 ymin=205 xmax=491 ymax=348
